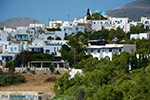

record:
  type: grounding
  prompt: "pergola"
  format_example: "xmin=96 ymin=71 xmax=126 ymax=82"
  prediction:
xmin=28 ymin=61 xmax=68 ymax=69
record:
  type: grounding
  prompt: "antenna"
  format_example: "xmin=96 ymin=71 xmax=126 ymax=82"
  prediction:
xmin=34 ymin=20 xmax=36 ymax=37
xmin=68 ymin=14 xmax=70 ymax=21
xmin=52 ymin=19 xmax=54 ymax=28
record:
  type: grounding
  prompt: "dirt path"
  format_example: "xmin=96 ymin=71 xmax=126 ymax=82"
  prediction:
xmin=0 ymin=74 xmax=61 ymax=93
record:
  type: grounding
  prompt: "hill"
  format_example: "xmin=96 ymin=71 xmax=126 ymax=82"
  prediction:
xmin=106 ymin=0 xmax=150 ymax=21
xmin=0 ymin=17 xmax=46 ymax=29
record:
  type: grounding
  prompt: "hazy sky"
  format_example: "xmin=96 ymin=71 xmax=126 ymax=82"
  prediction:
xmin=0 ymin=0 xmax=135 ymax=24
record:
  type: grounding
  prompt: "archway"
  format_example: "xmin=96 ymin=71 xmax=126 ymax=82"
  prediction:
xmin=105 ymin=56 xmax=110 ymax=60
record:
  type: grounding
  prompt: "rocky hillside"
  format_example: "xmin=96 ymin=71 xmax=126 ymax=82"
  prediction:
xmin=106 ymin=0 xmax=150 ymax=21
xmin=0 ymin=17 xmax=46 ymax=29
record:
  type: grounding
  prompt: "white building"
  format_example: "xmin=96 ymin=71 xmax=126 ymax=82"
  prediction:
xmin=130 ymin=21 xmax=143 ymax=27
xmin=3 ymin=43 xmax=23 ymax=54
xmin=16 ymin=26 xmax=28 ymax=30
xmin=39 ymin=30 xmax=65 ymax=40
xmin=43 ymin=40 xmax=68 ymax=56
xmin=49 ymin=21 xmax=63 ymax=28
xmin=73 ymin=17 xmax=87 ymax=24
xmin=130 ymin=33 xmax=150 ymax=40
xmin=0 ymin=31 xmax=8 ymax=41
xmin=0 ymin=53 xmax=16 ymax=67
xmin=141 ymin=17 xmax=150 ymax=28
xmin=86 ymin=40 xmax=136 ymax=60
xmin=29 ymin=23 xmax=45 ymax=28
xmin=60 ymin=21 xmax=85 ymax=35
xmin=28 ymin=40 xmax=44 ymax=52
xmin=91 ymin=16 xmax=130 ymax=32
xmin=69 ymin=68 xmax=82 ymax=79
xmin=3 ymin=26 xmax=16 ymax=33
xmin=11 ymin=30 xmax=29 ymax=40
xmin=92 ymin=20 xmax=111 ymax=31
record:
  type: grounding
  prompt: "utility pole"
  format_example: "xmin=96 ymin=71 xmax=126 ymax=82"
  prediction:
xmin=149 ymin=33 xmax=150 ymax=53
xmin=52 ymin=19 xmax=54 ymax=28
xmin=34 ymin=20 xmax=36 ymax=40
xmin=68 ymin=14 xmax=70 ymax=24
xmin=48 ymin=18 xmax=50 ymax=27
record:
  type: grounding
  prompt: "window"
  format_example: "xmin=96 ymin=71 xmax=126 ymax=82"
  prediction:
xmin=20 ymin=35 xmax=22 ymax=39
xmin=109 ymin=48 xmax=112 ymax=52
xmin=101 ymin=22 xmax=103 ymax=24
xmin=64 ymin=28 xmax=66 ymax=31
xmin=119 ymin=48 xmax=122 ymax=52
xmin=57 ymin=47 xmax=59 ymax=52
xmin=91 ymin=49 xmax=93 ymax=53
xmin=94 ymin=22 xmax=96 ymax=24
xmin=98 ymin=49 xmax=100 ymax=53
xmin=54 ymin=47 xmax=56 ymax=52
xmin=14 ymin=47 xmax=17 ymax=51
xmin=145 ymin=21 xmax=149 ymax=24
xmin=5 ymin=45 xmax=7 ymax=49
xmin=10 ymin=47 xmax=13 ymax=52
xmin=25 ymin=35 xmax=27 ymax=39
xmin=76 ymin=27 xmax=79 ymax=31
xmin=46 ymin=49 xmax=50 ymax=53
xmin=10 ymin=57 xmax=12 ymax=61
xmin=120 ymin=20 xmax=122 ymax=23
xmin=105 ymin=22 xmax=108 ymax=24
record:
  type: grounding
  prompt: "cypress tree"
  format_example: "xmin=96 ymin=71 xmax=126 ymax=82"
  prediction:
xmin=86 ymin=8 xmax=91 ymax=20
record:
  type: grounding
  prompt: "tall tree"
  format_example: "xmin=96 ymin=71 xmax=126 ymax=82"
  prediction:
xmin=86 ymin=8 xmax=91 ymax=20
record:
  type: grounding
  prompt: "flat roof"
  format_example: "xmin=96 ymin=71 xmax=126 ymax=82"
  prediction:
xmin=87 ymin=44 xmax=135 ymax=49
xmin=28 ymin=61 xmax=67 ymax=63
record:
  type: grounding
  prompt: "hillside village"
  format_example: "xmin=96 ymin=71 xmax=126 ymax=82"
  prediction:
xmin=1 ymin=8 xmax=150 ymax=99
xmin=0 ymin=9 xmax=149 ymax=72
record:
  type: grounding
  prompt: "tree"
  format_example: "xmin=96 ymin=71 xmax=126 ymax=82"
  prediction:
xmin=56 ymin=36 xmax=61 ymax=40
xmin=60 ymin=45 xmax=74 ymax=66
xmin=130 ymin=25 xmax=147 ymax=34
xmin=47 ymin=36 xmax=54 ymax=40
xmin=49 ymin=64 xmax=54 ymax=73
xmin=86 ymin=8 xmax=91 ymax=20
xmin=67 ymin=35 xmax=86 ymax=64
xmin=91 ymin=13 xmax=107 ymax=20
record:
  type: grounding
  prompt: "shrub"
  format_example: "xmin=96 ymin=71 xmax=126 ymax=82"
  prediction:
xmin=44 ymin=76 xmax=56 ymax=82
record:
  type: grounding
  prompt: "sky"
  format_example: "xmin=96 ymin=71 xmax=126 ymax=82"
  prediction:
xmin=0 ymin=0 xmax=135 ymax=24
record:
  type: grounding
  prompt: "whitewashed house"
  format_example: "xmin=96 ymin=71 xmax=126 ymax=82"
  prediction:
xmin=130 ymin=33 xmax=150 ymax=40
xmin=141 ymin=17 xmax=150 ymax=29
xmin=86 ymin=40 xmax=136 ymax=60
xmin=39 ymin=30 xmax=65 ymax=40
xmin=43 ymin=40 xmax=68 ymax=56
xmin=60 ymin=21 xmax=85 ymax=35
xmin=28 ymin=40 xmax=44 ymax=52
xmin=0 ymin=31 xmax=8 ymax=41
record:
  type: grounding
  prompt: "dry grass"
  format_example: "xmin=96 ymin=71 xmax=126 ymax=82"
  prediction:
xmin=0 ymin=74 xmax=61 ymax=93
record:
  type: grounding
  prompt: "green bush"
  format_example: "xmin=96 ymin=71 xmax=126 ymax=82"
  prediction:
xmin=0 ymin=73 xmax=25 ymax=86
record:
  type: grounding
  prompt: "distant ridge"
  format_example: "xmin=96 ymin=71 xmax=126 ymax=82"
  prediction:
xmin=106 ymin=0 xmax=150 ymax=21
xmin=0 ymin=17 xmax=46 ymax=29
